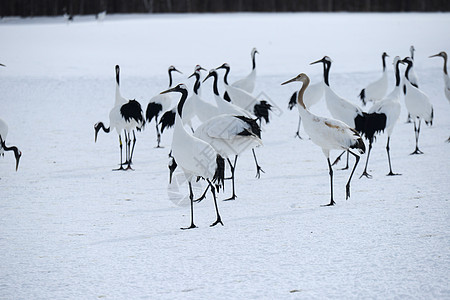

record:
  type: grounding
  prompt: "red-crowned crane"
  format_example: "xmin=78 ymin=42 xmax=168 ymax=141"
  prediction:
xmin=230 ymin=47 xmax=259 ymax=93
xmin=161 ymin=84 xmax=225 ymax=229
xmin=282 ymin=73 xmax=365 ymax=206
xmin=402 ymin=57 xmax=433 ymax=154
xmin=359 ymin=56 xmax=404 ymax=178
xmin=145 ymin=66 xmax=182 ymax=148
xmin=94 ymin=65 xmax=144 ymax=170
xmin=358 ymin=52 xmax=389 ymax=106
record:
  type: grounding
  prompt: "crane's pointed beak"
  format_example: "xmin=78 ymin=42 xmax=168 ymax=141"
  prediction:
xmin=310 ymin=58 xmax=325 ymax=65
xmin=188 ymin=72 xmax=196 ymax=79
xmin=202 ymin=72 xmax=213 ymax=83
xmin=281 ymin=77 xmax=298 ymax=85
xmin=0 ymin=63 xmax=5 ymax=67
xmin=198 ymin=66 xmax=207 ymax=71
xmin=161 ymin=86 xmax=177 ymax=94
xmin=429 ymin=53 xmax=441 ymax=58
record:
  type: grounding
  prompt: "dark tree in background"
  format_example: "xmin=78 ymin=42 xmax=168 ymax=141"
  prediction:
xmin=1 ymin=0 xmax=449 ymax=17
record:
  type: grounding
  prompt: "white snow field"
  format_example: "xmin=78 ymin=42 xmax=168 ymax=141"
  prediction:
xmin=1 ymin=12 xmax=449 ymax=299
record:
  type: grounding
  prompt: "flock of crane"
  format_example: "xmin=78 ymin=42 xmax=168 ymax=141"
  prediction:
xmin=1 ymin=48 xmax=449 ymax=229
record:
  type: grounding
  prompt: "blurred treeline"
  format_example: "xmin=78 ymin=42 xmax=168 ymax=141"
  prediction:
xmin=1 ymin=0 xmax=449 ymax=17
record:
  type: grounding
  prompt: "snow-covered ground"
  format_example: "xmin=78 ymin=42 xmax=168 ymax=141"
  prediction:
xmin=1 ymin=13 xmax=449 ymax=299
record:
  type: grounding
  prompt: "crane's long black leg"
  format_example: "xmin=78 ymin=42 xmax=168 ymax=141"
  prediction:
xmin=208 ymin=180 xmax=224 ymax=227
xmin=341 ymin=151 xmax=350 ymax=170
xmin=194 ymin=184 xmax=210 ymax=203
xmin=155 ymin=116 xmax=163 ymax=148
xmin=181 ymin=182 xmax=197 ymax=230
xmin=346 ymin=150 xmax=360 ymax=200
xmin=126 ymin=130 xmax=136 ymax=170
xmin=411 ymin=118 xmax=424 ymax=155
xmin=322 ymin=158 xmax=335 ymax=207
xmin=252 ymin=148 xmax=264 ymax=178
xmin=386 ymin=137 xmax=401 ymax=176
xmin=224 ymin=155 xmax=238 ymax=201
xmin=360 ymin=140 xmax=373 ymax=179
xmin=295 ymin=115 xmax=303 ymax=139
xmin=113 ymin=134 xmax=125 ymax=171
xmin=332 ymin=150 xmax=346 ymax=166
xmin=122 ymin=130 xmax=129 ymax=166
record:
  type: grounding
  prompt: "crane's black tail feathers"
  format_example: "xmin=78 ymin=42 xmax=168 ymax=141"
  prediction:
xmin=355 ymin=112 xmax=387 ymax=144
xmin=146 ymin=102 xmax=162 ymax=123
xmin=168 ymin=156 xmax=177 ymax=184
xmin=213 ymin=155 xmax=225 ymax=192
xmin=349 ymin=129 xmax=366 ymax=155
xmin=254 ymin=100 xmax=272 ymax=124
xmin=359 ymin=89 xmax=366 ymax=105
xmin=288 ymin=91 xmax=297 ymax=110
xmin=121 ymin=99 xmax=145 ymax=129
xmin=235 ymin=115 xmax=262 ymax=139
xmin=425 ymin=108 xmax=434 ymax=126
xmin=159 ymin=109 xmax=176 ymax=133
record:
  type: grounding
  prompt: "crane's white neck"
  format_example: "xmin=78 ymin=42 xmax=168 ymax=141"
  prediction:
xmin=115 ymin=80 xmax=125 ymax=106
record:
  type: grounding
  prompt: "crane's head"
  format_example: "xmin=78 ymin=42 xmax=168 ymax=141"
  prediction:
xmin=160 ymin=83 xmax=188 ymax=95
xmin=310 ymin=56 xmax=332 ymax=66
xmin=0 ymin=63 xmax=5 ymax=67
xmin=401 ymin=57 xmax=413 ymax=67
xmin=382 ymin=52 xmax=389 ymax=58
xmin=252 ymin=47 xmax=259 ymax=56
xmin=393 ymin=56 xmax=402 ymax=65
xmin=203 ymin=69 xmax=218 ymax=83
xmin=429 ymin=51 xmax=447 ymax=60
xmin=281 ymin=73 xmax=310 ymax=86
xmin=410 ymin=45 xmax=415 ymax=53
xmin=215 ymin=63 xmax=230 ymax=71
xmin=168 ymin=65 xmax=182 ymax=74
xmin=195 ymin=65 xmax=206 ymax=72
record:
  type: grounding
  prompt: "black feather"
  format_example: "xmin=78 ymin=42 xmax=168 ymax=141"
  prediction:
xmin=359 ymin=89 xmax=366 ymax=105
xmin=288 ymin=91 xmax=297 ymax=110
xmin=356 ymin=112 xmax=387 ymax=143
xmin=234 ymin=115 xmax=261 ymax=138
xmin=223 ymin=91 xmax=232 ymax=102
xmin=159 ymin=109 xmax=176 ymax=133
xmin=168 ymin=156 xmax=177 ymax=184
xmin=120 ymin=100 xmax=144 ymax=127
xmin=350 ymin=131 xmax=366 ymax=154
xmin=146 ymin=102 xmax=162 ymax=123
xmin=253 ymin=100 xmax=272 ymax=124
xmin=213 ymin=155 xmax=225 ymax=191
xmin=425 ymin=107 xmax=434 ymax=126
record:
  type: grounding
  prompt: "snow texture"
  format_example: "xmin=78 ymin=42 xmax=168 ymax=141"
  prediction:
xmin=0 ymin=13 xmax=449 ymax=299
